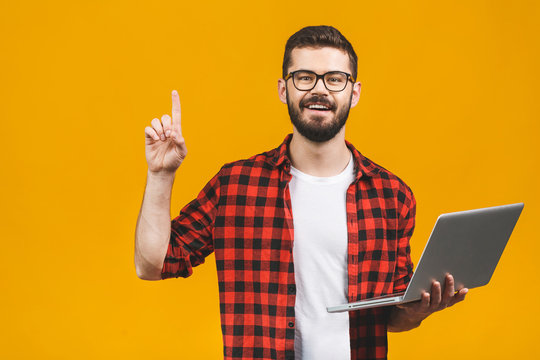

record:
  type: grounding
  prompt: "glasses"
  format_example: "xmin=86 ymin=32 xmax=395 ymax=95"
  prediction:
xmin=284 ymin=70 xmax=356 ymax=92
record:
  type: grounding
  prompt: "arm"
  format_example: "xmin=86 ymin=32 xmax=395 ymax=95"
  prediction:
xmin=134 ymin=171 xmax=176 ymax=280
xmin=134 ymin=90 xmax=187 ymax=280
xmin=386 ymin=184 xmax=464 ymax=331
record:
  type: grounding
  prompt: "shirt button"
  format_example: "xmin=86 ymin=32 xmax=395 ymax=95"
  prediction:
xmin=288 ymin=321 xmax=295 ymax=328
xmin=288 ymin=285 xmax=295 ymax=294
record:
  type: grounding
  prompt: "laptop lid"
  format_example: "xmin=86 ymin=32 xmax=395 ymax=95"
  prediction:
xmin=401 ymin=202 xmax=524 ymax=302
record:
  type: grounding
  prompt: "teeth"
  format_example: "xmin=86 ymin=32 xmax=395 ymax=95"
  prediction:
xmin=307 ymin=104 xmax=329 ymax=110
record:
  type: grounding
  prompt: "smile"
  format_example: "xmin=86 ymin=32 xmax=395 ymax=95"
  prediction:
xmin=303 ymin=102 xmax=333 ymax=111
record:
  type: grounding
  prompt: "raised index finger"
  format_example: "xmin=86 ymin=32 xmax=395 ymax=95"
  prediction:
xmin=171 ymin=89 xmax=182 ymax=134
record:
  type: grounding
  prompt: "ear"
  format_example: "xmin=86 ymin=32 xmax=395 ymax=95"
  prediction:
xmin=278 ymin=78 xmax=288 ymax=104
xmin=350 ymin=81 xmax=361 ymax=108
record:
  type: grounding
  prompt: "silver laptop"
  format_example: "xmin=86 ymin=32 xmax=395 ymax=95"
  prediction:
xmin=327 ymin=202 xmax=524 ymax=313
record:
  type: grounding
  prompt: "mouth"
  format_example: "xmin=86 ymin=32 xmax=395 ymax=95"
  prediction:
xmin=302 ymin=101 xmax=334 ymax=113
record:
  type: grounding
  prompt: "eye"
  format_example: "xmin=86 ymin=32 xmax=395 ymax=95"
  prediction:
xmin=294 ymin=71 xmax=315 ymax=82
xmin=325 ymin=72 xmax=347 ymax=84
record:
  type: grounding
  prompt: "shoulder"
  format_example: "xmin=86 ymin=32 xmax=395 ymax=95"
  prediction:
xmin=346 ymin=139 xmax=414 ymax=203
xmin=361 ymin=154 xmax=415 ymax=207
xmin=213 ymin=147 xmax=279 ymax=185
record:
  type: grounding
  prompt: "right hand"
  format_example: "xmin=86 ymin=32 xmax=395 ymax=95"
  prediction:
xmin=144 ymin=90 xmax=188 ymax=174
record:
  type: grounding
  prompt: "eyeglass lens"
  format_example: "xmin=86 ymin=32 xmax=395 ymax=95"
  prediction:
xmin=292 ymin=71 xmax=348 ymax=91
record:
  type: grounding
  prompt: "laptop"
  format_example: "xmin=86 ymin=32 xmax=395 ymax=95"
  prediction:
xmin=327 ymin=202 xmax=524 ymax=313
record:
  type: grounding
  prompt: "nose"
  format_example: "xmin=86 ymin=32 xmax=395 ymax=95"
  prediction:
xmin=310 ymin=76 xmax=329 ymax=95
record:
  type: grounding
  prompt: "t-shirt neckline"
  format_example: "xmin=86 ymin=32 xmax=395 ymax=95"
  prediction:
xmin=290 ymin=151 xmax=354 ymax=184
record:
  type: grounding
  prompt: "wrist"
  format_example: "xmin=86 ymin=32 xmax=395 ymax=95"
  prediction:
xmin=147 ymin=168 xmax=176 ymax=178
xmin=388 ymin=306 xmax=424 ymax=332
xmin=147 ymin=169 xmax=176 ymax=185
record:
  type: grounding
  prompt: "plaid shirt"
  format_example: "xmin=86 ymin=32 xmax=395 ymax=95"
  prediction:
xmin=161 ymin=133 xmax=416 ymax=360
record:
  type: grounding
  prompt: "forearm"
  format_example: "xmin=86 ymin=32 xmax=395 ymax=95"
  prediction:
xmin=134 ymin=170 xmax=176 ymax=280
xmin=387 ymin=306 xmax=423 ymax=332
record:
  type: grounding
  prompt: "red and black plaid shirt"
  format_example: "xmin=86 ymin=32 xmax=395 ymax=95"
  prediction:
xmin=161 ymin=133 xmax=416 ymax=360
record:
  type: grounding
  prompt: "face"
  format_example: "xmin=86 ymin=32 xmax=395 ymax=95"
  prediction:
xmin=278 ymin=47 xmax=361 ymax=143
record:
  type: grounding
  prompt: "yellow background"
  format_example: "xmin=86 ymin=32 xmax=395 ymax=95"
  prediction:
xmin=1 ymin=1 xmax=539 ymax=359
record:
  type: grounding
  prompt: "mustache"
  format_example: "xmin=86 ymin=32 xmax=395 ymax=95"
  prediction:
xmin=300 ymin=96 xmax=334 ymax=109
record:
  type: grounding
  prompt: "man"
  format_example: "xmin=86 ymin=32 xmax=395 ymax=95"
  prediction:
xmin=135 ymin=26 xmax=467 ymax=360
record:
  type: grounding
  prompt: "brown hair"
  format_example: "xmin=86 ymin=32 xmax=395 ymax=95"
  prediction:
xmin=282 ymin=25 xmax=358 ymax=80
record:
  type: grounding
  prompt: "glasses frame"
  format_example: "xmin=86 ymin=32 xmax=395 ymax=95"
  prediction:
xmin=284 ymin=70 xmax=356 ymax=92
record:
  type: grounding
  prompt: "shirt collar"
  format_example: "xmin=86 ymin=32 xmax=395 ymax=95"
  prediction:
xmin=269 ymin=133 xmax=380 ymax=181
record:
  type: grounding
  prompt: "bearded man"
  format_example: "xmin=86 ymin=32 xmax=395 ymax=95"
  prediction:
xmin=135 ymin=25 xmax=467 ymax=360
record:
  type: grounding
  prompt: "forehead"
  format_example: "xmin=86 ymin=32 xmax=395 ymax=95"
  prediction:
xmin=289 ymin=47 xmax=351 ymax=74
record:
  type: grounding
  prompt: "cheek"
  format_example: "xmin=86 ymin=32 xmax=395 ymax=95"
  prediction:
xmin=287 ymin=93 xmax=303 ymax=107
xmin=336 ymin=94 xmax=352 ymax=107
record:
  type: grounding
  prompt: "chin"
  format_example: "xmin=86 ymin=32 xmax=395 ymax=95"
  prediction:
xmin=287 ymin=102 xmax=349 ymax=142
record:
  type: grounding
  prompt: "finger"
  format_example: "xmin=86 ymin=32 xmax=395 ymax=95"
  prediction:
xmin=449 ymin=288 xmax=468 ymax=306
xmin=161 ymin=114 xmax=172 ymax=138
xmin=151 ymin=118 xmax=166 ymax=140
xmin=430 ymin=281 xmax=442 ymax=310
xmin=420 ymin=291 xmax=430 ymax=310
xmin=144 ymin=126 xmax=160 ymax=141
xmin=441 ymin=274 xmax=455 ymax=307
xmin=171 ymin=90 xmax=182 ymax=135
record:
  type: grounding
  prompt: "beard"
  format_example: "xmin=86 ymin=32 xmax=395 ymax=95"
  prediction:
xmin=286 ymin=91 xmax=352 ymax=143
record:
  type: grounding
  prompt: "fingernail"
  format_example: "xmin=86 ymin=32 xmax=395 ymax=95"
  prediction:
xmin=161 ymin=134 xmax=165 ymax=141
xmin=172 ymin=90 xmax=177 ymax=95
xmin=166 ymin=130 xmax=171 ymax=137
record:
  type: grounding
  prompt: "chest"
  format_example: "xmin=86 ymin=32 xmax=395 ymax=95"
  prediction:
xmin=213 ymin=177 xmax=399 ymax=264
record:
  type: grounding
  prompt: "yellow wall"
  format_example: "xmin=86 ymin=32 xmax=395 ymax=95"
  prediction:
xmin=1 ymin=1 xmax=538 ymax=359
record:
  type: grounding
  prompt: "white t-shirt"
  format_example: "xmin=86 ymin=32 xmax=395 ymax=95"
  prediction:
xmin=289 ymin=151 xmax=355 ymax=360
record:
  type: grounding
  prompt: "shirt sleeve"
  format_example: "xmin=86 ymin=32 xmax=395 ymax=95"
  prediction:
xmin=393 ymin=185 xmax=416 ymax=292
xmin=160 ymin=169 xmax=221 ymax=279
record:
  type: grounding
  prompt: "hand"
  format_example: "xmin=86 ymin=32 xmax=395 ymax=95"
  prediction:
xmin=144 ymin=90 xmax=188 ymax=174
xmin=396 ymin=274 xmax=468 ymax=324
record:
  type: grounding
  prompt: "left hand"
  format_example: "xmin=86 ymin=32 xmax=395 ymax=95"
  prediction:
xmin=396 ymin=274 xmax=468 ymax=323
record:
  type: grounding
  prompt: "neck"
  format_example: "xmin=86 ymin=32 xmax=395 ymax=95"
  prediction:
xmin=289 ymin=127 xmax=351 ymax=177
